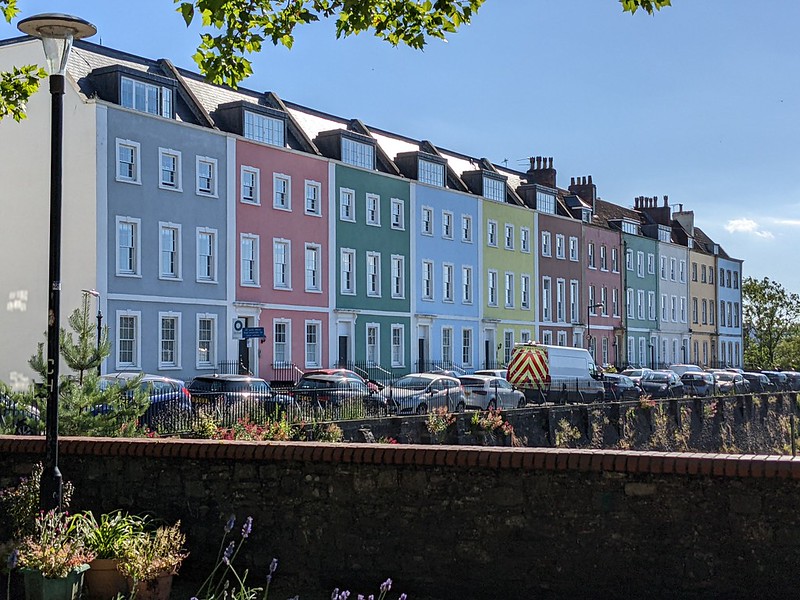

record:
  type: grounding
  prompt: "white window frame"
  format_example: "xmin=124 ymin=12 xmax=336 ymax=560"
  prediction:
xmin=542 ymin=231 xmax=552 ymax=257
xmin=422 ymin=260 xmax=434 ymax=301
xmin=462 ymin=265 xmax=473 ymax=304
xmin=390 ymin=198 xmax=405 ymax=230
xmin=158 ymin=312 xmax=181 ymax=370
xmin=648 ymin=253 xmax=655 ymax=275
xmin=487 ymin=220 xmax=498 ymax=247
xmin=442 ymin=263 xmax=455 ymax=303
xmin=442 ymin=326 xmax=454 ymax=364
xmin=462 ymin=328 xmax=473 ymax=367
xmin=196 ymin=314 xmax=217 ymax=369
xmin=521 ymin=274 xmax=531 ymax=310
xmin=305 ymin=180 xmax=322 ymax=216
xmin=542 ymin=276 xmax=552 ymax=322
xmin=520 ymin=227 xmax=530 ymax=253
xmin=505 ymin=224 xmax=515 ymax=250
xmin=196 ymin=156 xmax=218 ymax=197
xmin=462 ymin=215 xmax=473 ymax=243
xmin=116 ymin=216 xmax=141 ymax=277
xmin=568 ymin=236 xmax=578 ymax=261
xmin=627 ymin=288 xmax=634 ymax=319
xmin=505 ymin=272 xmax=515 ymax=308
xmin=305 ymin=243 xmax=322 ymax=292
xmin=244 ymin=110 xmax=285 ymax=146
xmin=488 ymin=269 xmax=499 ymax=307
xmin=304 ymin=320 xmax=322 ymax=368
xmin=273 ymin=173 xmax=291 ymax=211
xmin=158 ymin=222 xmax=182 ymax=281
xmin=116 ymin=310 xmax=141 ymax=370
xmin=240 ymin=166 xmax=260 ymax=205
xmin=158 ymin=148 xmax=182 ymax=191
xmin=269 ymin=238 xmax=290 ymax=289
xmin=556 ymin=278 xmax=566 ymax=322
xmin=588 ymin=242 xmax=596 ymax=269
xmin=340 ymin=188 xmax=356 ymax=222
xmin=626 ymin=249 xmax=633 ymax=271
xmin=600 ymin=245 xmax=607 ymax=271
xmin=273 ymin=319 xmax=291 ymax=366
xmin=555 ymin=234 xmax=565 ymax=259
xmin=648 ymin=291 xmax=656 ymax=321
xmin=196 ymin=227 xmax=218 ymax=283
xmin=442 ymin=211 xmax=454 ymax=240
xmin=391 ymin=324 xmax=405 ymax=368
xmin=340 ymin=248 xmax=356 ymax=295
xmin=570 ymin=280 xmax=579 ymax=323
xmin=366 ymin=323 xmax=380 ymax=365
xmin=240 ymin=234 xmax=260 ymax=287
xmin=115 ymin=139 xmax=141 ymax=184
xmin=611 ymin=248 xmax=619 ymax=273
xmin=421 ymin=206 xmax=433 ymax=236
xmin=637 ymin=251 xmax=645 ymax=278
xmin=366 ymin=251 xmax=382 ymax=297
xmin=120 ymin=75 xmax=172 ymax=117
xmin=366 ymin=193 xmax=381 ymax=226
xmin=391 ymin=255 xmax=405 ymax=299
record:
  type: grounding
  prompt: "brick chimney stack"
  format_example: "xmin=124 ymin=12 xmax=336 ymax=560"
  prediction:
xmin=526 ymin=156 xmax=557 ymax=189
xmin=568 ymin=175 xmax=596 ymax=206
xmin=634 ymin=194 xmax=672 ymax=226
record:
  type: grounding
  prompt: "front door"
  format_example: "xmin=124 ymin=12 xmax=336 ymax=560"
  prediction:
xmin=338 ymin=335 xmax=349 ymax=367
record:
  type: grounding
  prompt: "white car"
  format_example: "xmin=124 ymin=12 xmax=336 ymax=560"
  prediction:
xmin=458 ymin=375 xmax=526 ymax=410
xmin=382 ymin=373 xmax=465 ymax=415
xmin=473 ymin=369 xmax=508 ymax=380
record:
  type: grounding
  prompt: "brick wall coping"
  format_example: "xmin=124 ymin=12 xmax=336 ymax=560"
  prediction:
xmin=2 ymin=435 xmax=799 ymax=478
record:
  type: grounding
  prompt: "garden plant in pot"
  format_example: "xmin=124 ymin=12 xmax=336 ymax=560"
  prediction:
xmin=117 ymin=521 xmax=187 ymax=600
xmin=16 ymin=509 xmax=95 ymax=600
xmin=74 ymin=511 xmax=148 ymax=600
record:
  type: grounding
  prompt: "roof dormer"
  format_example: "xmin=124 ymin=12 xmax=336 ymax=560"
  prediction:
xmin=90 ymin=66 xmax=177 ymax=119
xmin=214 ymin=101 xmax=287 ymax=147
xmin=314 ymin=129 xmax=376 ymax=170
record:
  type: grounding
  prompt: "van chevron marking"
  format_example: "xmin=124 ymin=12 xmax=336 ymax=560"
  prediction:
xmin=508 ymin=344 xmax=550 ymax=387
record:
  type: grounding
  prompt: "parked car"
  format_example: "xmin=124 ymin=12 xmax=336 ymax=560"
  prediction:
xmin=457 ymin=375 xmax=526 ymax=410
xmin=620 ymin=368 xmax=653 ymax=385
xmin=187 ymin=374 xmax=294 ymax=422
xmin=473 ymin=369 xmax=508 ymax=380
xmin=639 ymin=370 xmax=684 ymax=398
xmin=602 ymin=373 xmax=643 ymax=401
xmin=712 ymin=371 xmax=750 ymax=395
xmin=761 ymin=371 xmax=790 ymax=392
xmin=301 ymin=368 xmax=381 ymax=392
xmin=742 ymin=372 xmax=775 ymax=394
xmin=291 ymin=373 xmax=382 ymax=415
xmin=781 ymin=371 xmax=800 ymax=391
xmin=99 ymin=372 xmax=193 ymax=430
xmin=669 ymin=364 xmax=704 ymax=377
xmin=381 ymin=373 xmax=464 ymax=415
xmin=680 ymin=371 xmax=716 ymax=397
xmin=0 ymin=394 xmax=40 ymax=435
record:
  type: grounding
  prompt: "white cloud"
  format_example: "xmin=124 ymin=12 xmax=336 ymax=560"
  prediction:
xmin=769 ymin=218 xmax=800 ymax=227
xmin=724 ymin=218 xmax=774 ymax=239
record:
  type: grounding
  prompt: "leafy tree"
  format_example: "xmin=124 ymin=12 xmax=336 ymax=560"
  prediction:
xmin=0 ymin=0 xmax=669 ymax=120
xmin=742 ymin=276 xmax=800 ymax=369
xmin=774 ymin=324 xmax=800 ymax=370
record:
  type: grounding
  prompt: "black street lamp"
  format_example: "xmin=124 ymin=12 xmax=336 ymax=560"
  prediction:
xmin=18 ymin=13 xmax=96 ymax=512
xmin=586 ymin=302 xmax=604 ymax=359
xmin=81 ymin=288 xmax=102 ymax=375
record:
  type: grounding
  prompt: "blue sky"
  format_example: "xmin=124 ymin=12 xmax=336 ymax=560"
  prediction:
xmin=3 ymin=0 xmax=799 ymax=292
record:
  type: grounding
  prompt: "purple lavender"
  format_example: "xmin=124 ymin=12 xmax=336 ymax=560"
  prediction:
xmin=380 ymin=579 xmax=392 ymax=594
xmin=241 ymin=516 xmax=253 ymax=539
xmin=269 ymin=558 xmax=278 ymax=574
xmin=222 ymin=541 xmax=235 ymax=565
xmin=224 ymin=514 xmax=235 ymax=534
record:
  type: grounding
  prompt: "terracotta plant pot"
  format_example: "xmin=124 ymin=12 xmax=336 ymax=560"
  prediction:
xmin=84 ymin=559 xmax=128 ymax=600
xmin=129 ymin=573 xmax=173 ymax=600
xmin=21 ymin=564 xmax=90 ymax=600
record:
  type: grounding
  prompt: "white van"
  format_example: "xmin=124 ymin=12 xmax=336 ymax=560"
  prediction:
xmin=506 ymin=343 xmax=604 ymax=404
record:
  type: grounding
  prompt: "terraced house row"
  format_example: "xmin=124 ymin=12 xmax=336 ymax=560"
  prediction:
xmin=0 ymin=37 xmax=743 ymax=388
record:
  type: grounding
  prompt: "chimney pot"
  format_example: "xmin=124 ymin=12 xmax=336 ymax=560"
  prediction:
xmin=536 ymin=156 xmax=542 ymax=169
xmin=570 ymin=176 xmax=575 ymax=185
xmin=588 ymin=175 xmax=593 ymax=184
xmin=664 ymin=195 xmax=668 ymax=207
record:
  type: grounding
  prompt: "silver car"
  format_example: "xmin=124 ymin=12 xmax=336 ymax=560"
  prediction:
xmin=458 ymin=375 xmax=525 ymax=410
xmin=382 ymin=373 xmax=464 ymax=415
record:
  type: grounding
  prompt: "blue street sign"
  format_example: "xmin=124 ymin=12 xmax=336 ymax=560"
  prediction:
xmin=242 ymin=327 xmax=265 ymax=339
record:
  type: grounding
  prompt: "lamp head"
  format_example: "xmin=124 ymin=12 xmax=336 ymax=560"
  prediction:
xmin=17 ymin=13 xmax=96 ymax=76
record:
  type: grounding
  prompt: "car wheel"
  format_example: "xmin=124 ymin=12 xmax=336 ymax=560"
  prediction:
xmin=487 ymin=399 xmax=497 ymax=411
xmin=15 ymin=420 xmax=34 ymax=435
xmin=415 ymin=403 xmax=428 ymax=415
xmin=455 ymin=401 xmax=465 ymax=412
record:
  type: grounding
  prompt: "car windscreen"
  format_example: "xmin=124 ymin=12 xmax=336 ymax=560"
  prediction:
xmin=681 ymin=373 xmax=706 ymax=381
xmin=393 ymin=376 xmax=430 ymax=390
xmin=643 ymin=373 xmax=669 ymax=382
xmin=715 ymin=373 xmax=735 ymax=382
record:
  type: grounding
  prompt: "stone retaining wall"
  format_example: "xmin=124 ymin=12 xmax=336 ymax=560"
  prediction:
xmin=2 ymin=436 xmax=799 ymax=599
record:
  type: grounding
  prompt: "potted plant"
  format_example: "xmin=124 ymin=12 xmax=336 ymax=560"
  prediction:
xmin=16 ymin=509 xmax=95 ymax=600
xmin=74 ymin=511 xmax=148 ymax=600
xmin=117 ymin=521 xmax=187 ymax=600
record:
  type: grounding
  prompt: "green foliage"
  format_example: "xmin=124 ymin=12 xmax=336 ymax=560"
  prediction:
xmin=743 ymin=276 xmax=800 ymax=369
xmin=620 ymin=0 xmax=671 ymax=14
xmin=117 ymin=521 xmax=187 ymax=583
xmin=73 ymin=511 xmax=149 ymax=560
xmin=60 ymin=295 xmax=111 ymax=385
xmin=16 ymin=510 xmax=94 ymax=578
xmin=0 ymin=64 xmax=45 ymax=122
xmin=0 ymin=462 xmax=74 ymax=541
xmin=313 ymin=422 xmax=343 ymax=442
xmin=554 ymin=418 xmax=581 ymax=448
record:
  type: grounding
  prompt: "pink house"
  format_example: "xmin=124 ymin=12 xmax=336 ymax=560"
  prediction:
xmin=235 ymin=140 xmax=330 ymax=382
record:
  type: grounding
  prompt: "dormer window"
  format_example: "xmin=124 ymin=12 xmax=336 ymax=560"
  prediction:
xmin=621 ymin=220 xmax=638 ymax=235
xmin=536 ymin=190 xmax=555 ymax=214
xmin=658 ymin=225 xmax=671 ymax=242
xmin=580 ymin=209 xmax=592 ymax=223
xmin=342 ymin=137 xmax=375 ymax=169
xmin=419 ymin=159 xmax=445 ymax=187
xmin=121 ymin=76 xmax=172 ymax=118
xmin=244 ymin=110 xmax=284 ymax=147
xmin=483 ymin=176 xmax=505 ymax=202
